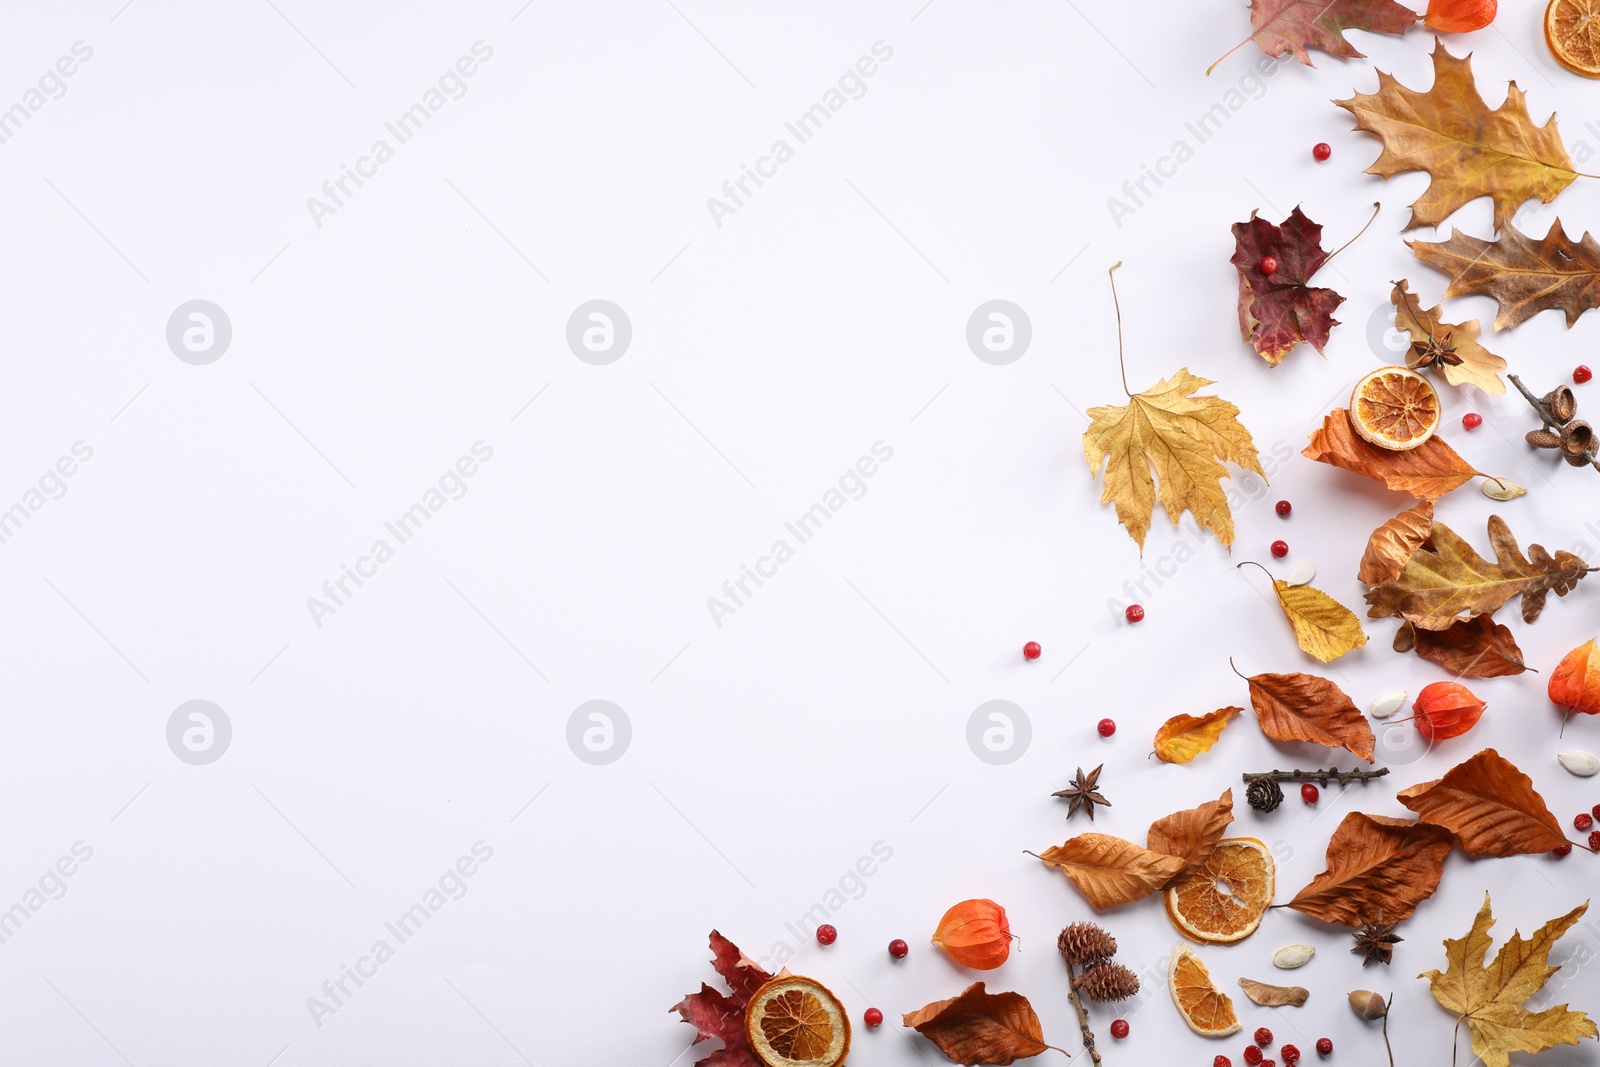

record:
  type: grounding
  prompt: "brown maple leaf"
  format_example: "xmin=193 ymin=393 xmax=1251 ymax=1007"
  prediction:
xmin=1234 ymin=664 xmax=1376 ymax=762
xmin=1392 ymin=280 xmax=1506 ymax=394
xmin=673 ymin=931 xmax=774 ymax=1067
xmin=1231 ymin=208 xmax=1345 ymax=365
xmin=903 ymin=983 xmax=1063 ymax=1066
xmin=1394 ymin=615 xmax=1528 ymax=678
xmin=1208 ymin=0 xmax=1417 ymax=74
xmin=1398 ymin=748 xmax=1567 ymax=856
xmin=1303 ymin=409 xmax=1480 ymax=500
xmin=1287 ymin=813 xmax=1453 ymax=928
xmin=1411 ymin=218 xmax=1600 ymax=330
xmin=1337 ymin=41 xmax=1579 ymax=233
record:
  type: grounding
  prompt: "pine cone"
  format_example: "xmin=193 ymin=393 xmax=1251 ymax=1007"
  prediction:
xmin=1246 ymin=776 xmax=1283 ymax=813
xmin=1057 ymin=922 xmax=1117 ymax=965
xmin=1077 ymin=962 xmax=1140 ymax=1003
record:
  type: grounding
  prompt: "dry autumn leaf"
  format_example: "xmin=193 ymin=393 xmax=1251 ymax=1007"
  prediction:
xmin=1303 ymin=409 xmax=1479 ymax=500
xmin=1147 ymin=789 xmax=1236 ymax=884
xmin=1286 ymin=812 xmax=1454 ymax=927
xmin=1208 ymin=0 xmax=1417 ymax=73
xmin=1248 ymin=566 xmax=1368 ymax=662
xmin=1359 ymin=501 xmax=1435 ymax=584
xmin=673 ymin=931 xmax=774 ymax=1067
xmin=1364 ymin=515 xmax=1592 ymax=628
xmin=1398 ymin=748 xmax=1567 ymax=856
xmin=1155 ymin=708 xmax=1242 ymax=764
xmin=1231 ymin=208 xmax=1346 ymax=365
xmin=1421 ymin=894 xmax=1597 ymax=1067
xmin=1336 ymin=41 xmax=1579 ymax=233
xmin=1032 ymin=834 xmax=1188 ymax=910
xmin=1394 ymin=615 xmax=1529 ymax=678
xmin=903 ymin=983 xmax=1062 ymax=1066
xmin=1392 ymin=280 xmax=1507 ymax=394
xmin=1411 ymin=219 xmax=1600 ymax=331
xmin=1234 ymin=665 xmax=1376 ymax=761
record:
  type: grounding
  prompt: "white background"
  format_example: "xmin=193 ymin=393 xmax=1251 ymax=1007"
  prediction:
xmin=1 ymin=1 xmax=1599 ymax=1064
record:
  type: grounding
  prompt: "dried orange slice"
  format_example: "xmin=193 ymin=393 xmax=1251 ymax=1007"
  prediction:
xmin=1349 ymin=366 xmax=1441 ymax=451
xmin=744 ymin=975 xmax=851 ymax=1067
xmin=1168 ymin=945 xmax=1241 ymax=1037
xmin=1164 ymin=837 xmax=1275 ymax=945
xmin=1546 ymin=0 xmax=1600 ymax=78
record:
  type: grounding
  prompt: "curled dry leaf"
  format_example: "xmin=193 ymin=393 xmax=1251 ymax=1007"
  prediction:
xmin=1147 ymin=789 xmax=1236 ymax=884
xmin=1231 ymin=208 xmax=1345 ymax=365
xmin=1359 ymin=501 xmax=1434 ymax=584
xmin=1238 ymin=978 xmax=1310 ymax=1007
xmin=1304 ymin=409 xmax=1479 ymax=500
xmin=1033 ymin=834 xmax=1187 ymax=910
xmin=1237 ymin=667 xmax=1376 ymax=761
xmin=1550 ymin=637 xmax=1600 ymax=717
xmin=1154 ymin=708 xmax=1242 ymax=764
xmin=1286 ymin=812 xmax=1454 ymax=927
xmin=1392 ymin=280 xmax=1507 ymax=394
xmin=1266 ymin=575 xmax=1368 ymax=662
xmin=902 ymin=982 xmax=1061 ymax=1066
xmin=1394 ymin=615 xmax=1528 ymax=678
xmin=1411 ymin=219 xmax=1600 ymax=331
xmin=1364 ymin=515 xmax=1590 ymax=628
xmin=1398 ymin=748 xmax=1567 ymax=856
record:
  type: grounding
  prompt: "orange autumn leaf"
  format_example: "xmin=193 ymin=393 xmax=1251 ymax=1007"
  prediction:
xmin=1286 ymin=812 xmax=1454 ymax=927
xmin=1398 ymin=748 xmax=1567 ymax=856
xmin=1358 ymin=501 xmax=1434 ymax=584
xmin=1549 ymin=637 xmax=1600 ymax=716
xmin=1032 ymin=834 xmax=1187 ymax=910
xmin=1147 ymin=789 xmax=1235 ymax=884
xmin=1154 ymin=708 xmax=1242 ymax=764
xmin=1236 ymin=667 xmax=1376 ymax=761
xmin=903 ymin=983 xmax=1061 ymax=1066
xmin=1303 ymin=408 xmax=1479 ymax=500
xmin=1394 ymin=615 xmax=1528 ymax=678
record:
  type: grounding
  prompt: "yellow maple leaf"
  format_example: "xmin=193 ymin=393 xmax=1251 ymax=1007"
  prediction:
xmin=1153 ymin=707 xmax=1241 ymax=764
xmin=1420 ymin=893 xmax=1597 ymax=1067
xmin=1084 ymin=369 xmax=1264 ymax=552
xmin=1335 ymin=40 xmax=1578 ymax=233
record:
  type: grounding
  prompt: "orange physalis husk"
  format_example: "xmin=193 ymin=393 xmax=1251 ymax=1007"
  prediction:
xmin=931 ymin=899 xmax=1012 ymax=970
xmin=1413 ymin=681 xmax=1487 ymax=741
xmin=1424 ymin=0 xmax=1496 ymax=32
xmin=1550 ymin=638 xmax=1600 ymax=719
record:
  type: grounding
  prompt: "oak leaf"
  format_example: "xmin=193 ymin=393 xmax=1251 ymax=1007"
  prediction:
xmin=1394 ymin=615 xmax=1528 ymax=677
xmin=902 ymin=983 xmax=1061 ymax=1066
xmin=1232 ymin=208 xmax=1345 ymax=364
xmin=1392 ymin=280 xmax=1506 ymax=394
xmin=1359 ymin=501 xmax=1435 ymax=584
xmin=672 ymin=931 xmax=774 ymax=1067
xmin=1154 ymin=708 xmax=1241 ymax=764
xmin=1033 ymin=834 xmax=1188 ymax=910
xmin=1303 ymin=409 xmax=1479 ymax=500
xmin=1212 ymin=0 xmax=1416 ymax=72
xmin=1336 ymin=41 xmax=1578 ymax=233
xmin=1286 ymin=812 xmax=1454 ymax=927
xmin=1398 ymin=748 xmax=1567 ymax=856
xmin=1265 ymin=575 xmax=1368 ymax=662
xmin=1420 ymin=894 xmax=1597 ymax=1067
xmin=1364 ymin=515 xmax=1591 ymax=628
xmin=1147 ymin=789 xmax=1235 ymax=884
xmin=1084 ymin=369 xmax=1264 ymax=552
xmin=1238 ymin=668 xmax=1375 ymax=761
xmin=1411 ymin=219 xmax=1600 ymax=330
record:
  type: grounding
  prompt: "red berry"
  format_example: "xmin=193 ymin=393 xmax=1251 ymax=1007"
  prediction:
xmin=1462 ymin=412 xmax=1483 ymax=430
xmin=816 ymin=924 xmax=836 ymax=945
xmin=1301 ymin=783 xmax=1319 ymax=804
xmin=1262 ymin=1061 xmax=1277 ymax=1067
xmin=1554 ymin=842 xmax=1573 ymax=858
xmin=1255 ymin=1028 xmax=1273 ymax=1047
xmin=1281 ymin=1045 xmax=1301 ymax=1064
xmin=1244 ymin=1047 xmax=1264 ymax=1065
xmin=1577 ymin=365 xmax=1593 ymax=384
xmin=1098 ymin=718 xmax=1117 ymax=737
xmin=1316 ymin=1038 xmax=1333 ymax=1057
xmin=1590 ymin=829 xmax=1600 ymax=851
xmin=1110 ymin=1020 xmax=1129 ymax=1039
xmin=889 ymin=939 xmax=908 ymax=959
xmin=864 ymin=1007 xmax=883 ymax=1027
xmin=1313 ymin=142 xmax=1331 ymax=161
xmin=1576 ymin=813 xmax=1594 ymax=832
xmin=1215 ymin=1058 xmax=1233 ymax=1067
xmin=1023 ymin=641 xmax=1042 ymax=660
xmin=1125 ymin=604 xmax=1144 ymax=623
xmin=1260 ymin=255 xmax=1279 ymax=276
xmin=1275 ymin=499 xmax=1291 ymax=517
xmin=1593 ymin=803 xmax=1600 ymax=820
xmin=1271 ymin=540 xmax=1289 ymax=559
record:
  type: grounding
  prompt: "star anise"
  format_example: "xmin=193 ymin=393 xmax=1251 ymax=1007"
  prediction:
xmin=1351 ymin=917 xmax=1402 ymax=967
xmin=1052 ymin=765 xmax=1110 ymax=822
xmin=1411 ymin=330 xmax=1463 ymax=368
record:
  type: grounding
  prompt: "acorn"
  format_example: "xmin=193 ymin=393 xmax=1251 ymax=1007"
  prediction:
xmin=1349 ymin=989 xmax=1388 ymax=1020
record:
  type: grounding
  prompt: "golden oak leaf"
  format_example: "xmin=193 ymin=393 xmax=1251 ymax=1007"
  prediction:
xmin=1398 ymin=748 xmax=1567 ymax=856
xmin=1358 ymin=501 xmax=1435 ymax=584
xmin=1411 ymin=219 xmax=1600 ymax=331
xmin=1154 ymin=709 xmax=1242 ymax=764
xmin=1287 ymin=812 xmax=1454 ymax=927
xmin=1269 ymin=577 xmax=1368 ymax=662
xmin=1303 ymin=409 xmax=1479 ymax=500
xmin=1238 ymin=669 xmax=1375 ymax=761
xmin=1336 ymin=41 xmax=1578 ymax=233
xmin=1394 ymin=615 xmax=1529 ymax=678
xmin=1392 ymin=280 xmax=1507 ymax=394
xmin=903 ymin=983 xmax=1060 ymax=1066
xmin=1032 ymin=834 xmax=1187 ymax=910
xmin=1084 ymin=369 xmax=1264 ymax=552
xmin=1364 ymin=515 xmax=1592 ymax=629
xmin=1421 ymin=894 xmax=1597 ymax=1067
xmin=1147 ymin=789 xmax=1235 ymax=884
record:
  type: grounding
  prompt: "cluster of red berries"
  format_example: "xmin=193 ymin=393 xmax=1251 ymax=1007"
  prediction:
xmin=811 ymin=926 xmax=910 ymax=1027
xmin=1270 ymin=499 xmax=1291 ymax=560
xmin=1553 ymin=803 xmax=1600 ymax=856
xmin=1221 ymin=1027 xmax=1320 ymax=1067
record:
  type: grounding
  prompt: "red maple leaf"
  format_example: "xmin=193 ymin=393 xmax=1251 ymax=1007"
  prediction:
xmin=671 ymin=931 xmax=773 ymax=1067
xmin=1231 ymin=207 xmax=1346 ymax=366
xmin=1210 ymin=0 xmax=1418 ymax=73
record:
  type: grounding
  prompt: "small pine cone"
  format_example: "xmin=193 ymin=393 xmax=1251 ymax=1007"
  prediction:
xmin=1078 ymin=962 xmax=1140 ymax=1003
xmin=1246 ymin=776 xmax=1283 ymax=813
xmin=1057 ymin=922 xmax=1117 ymax=965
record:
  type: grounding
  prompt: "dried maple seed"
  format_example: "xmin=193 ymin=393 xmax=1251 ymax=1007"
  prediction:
xmin=1301 ymin=783 xmax=1319 ymax=804
xmin=1023 ymin=641 xmax=1041 ymax=660
xmin=1412 ymin=680 xmax=1488 ymax=740
xmin=1577 ymin=365 xmax=1593 ymax=384
xmin=1425 ymin=0 xmax=1496 ymax=32
xmin=1255 ymin=1027 xmax=1273 ymax=1047
xmin=1270 ymin=540 xmax=1288 ymax=558
xmin=888 ymin=938 xmax=908 ymax=959
xmin=1097 ymin=718 xmax=1116 ymax=738
xmin=1275 ymin=499 xmax=1291 ymax=517
xmin=1463 ymin=412 xmax=1482 ymax=429
xmin=1244 ymin=1046 xmax=1264 ymax=1065
xmin=863 ymin=1007 xmax=882 ymax=1027
xmin=1312 ymin=142 xmax=1331 ymax=162
xmin=815 ymin=924 xmax=836 ymax=945
xmin=1110 ymin=1019 xmax=1129 ymax=1039
xmin=931 ymin=899 xmax=1011 ymax=970
xmin=1259 ymin=255 xmax=1279 ymax=276
xmin=1316 ymin=1037 xmax=1333 ymax=1056
xmin=1576 ymin=813 xmax=1594 ymax=832
xmin=1554 ymin=842 xmax=1573 ymax=857
xmin=1125 ymin=604 xmax=1144 ymax=623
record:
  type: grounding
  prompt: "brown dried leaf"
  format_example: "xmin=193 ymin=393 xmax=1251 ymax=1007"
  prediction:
xmin=1033 ymin=834 xmax=1187 ymax=910
xmin=1411 ymin=219 xmax=1600 ymax=331
xmin=902 ymin=983 xmax=1058 ymax=1066
xmin=1303 ymin=408 xmax=1479 ymax=500
xmin=1396 ymin=615 xmax=1528 ymax=677
xmin=1238 ymin=978 xmax=1310 ymax=1007
xmin=1393 ymin=280 xmax=1507 ymax=394
xmin=1154 ymin=708 xmax=1241 ymax=764
xmin=1240 ymin=669 xmax=1375 ymax=761
xmin=1147 ymin=788 xmax=1235 ymax=884
xmin=1359 ymin=501 xmax=1435 ymax=584
xmin=1286 ymin=812 xmax=1454 ymax=927
xmin=1399 ymin=748 xmax=1567 ymax=857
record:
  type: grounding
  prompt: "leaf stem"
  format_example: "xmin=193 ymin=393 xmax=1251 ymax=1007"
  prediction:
xmin=1235 ymin=560 xmax=1274 ymax=583
xmin=1382 ymin=993 xmax=1394 ymax=1067
xmin=1205 ymin=31 xmax=1258 ymax=76
xmin=1108 ymin=261 xmax=1130 ymax=397
xmin=1321 ymin=202 xmax=1381 ymax=270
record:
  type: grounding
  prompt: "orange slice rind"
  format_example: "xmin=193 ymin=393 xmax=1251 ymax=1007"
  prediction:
xmin=744 ymin=975 xmax=851 ymax=1067
xmin=1164 ymin=837 xmax=1275 ymax=945
xmin=1546 ymin=0 xmax=1600 ymax=78
xmin=1350 ymin=366 xmax=1441 ymax=451
xmin=1169 ymin=945 xmax=1242 ymax=1037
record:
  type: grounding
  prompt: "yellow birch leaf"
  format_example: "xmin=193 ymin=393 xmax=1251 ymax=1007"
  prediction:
xmin=1255 ymin=569 xmax=1368 ymax=662
xmin=1154 ymin=707 xmax=1242 ymax=764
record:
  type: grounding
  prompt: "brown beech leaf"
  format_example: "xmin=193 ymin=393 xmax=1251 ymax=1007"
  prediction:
xmin=1231 ymin=208 xmax=1345 ymax=365
xmin=1237 ymin=667 xmax=1375 ymax=761
xmin=1411 ymin=219 xmax=1600 ymax=331
xmin=672 ymin=931 xmax=774 ymax=1067
xmin=1364 ymin=515 xmax=1591 ymax=629
xmin=1286 ymin=812 xmax=1454 ymax=927
xmin=1147 ymin=788 xmax=1235 ymax=884
xmin=1303 ymin=408 xmax=1480 ymax=500
xmin=1154 ymin=708 xmax=1242 ymax=764
xmin=1395 ymin=615 xmax=1528 ymax=677
xmin=902 ymin=983 xmax=1060 ymax=1066
xmin=1033 ymin=834 xmax=1187 ymax=910
xmin=1238 ymin=978 xmax=1310 ymax=1007
xmin=1398 ymin=748 xmax=1567 ymax=856
xmin=1358 ymin=501 xmax=1434 ymax=584
xmin=1392 ymin=280 xmax=1506 ymax=394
